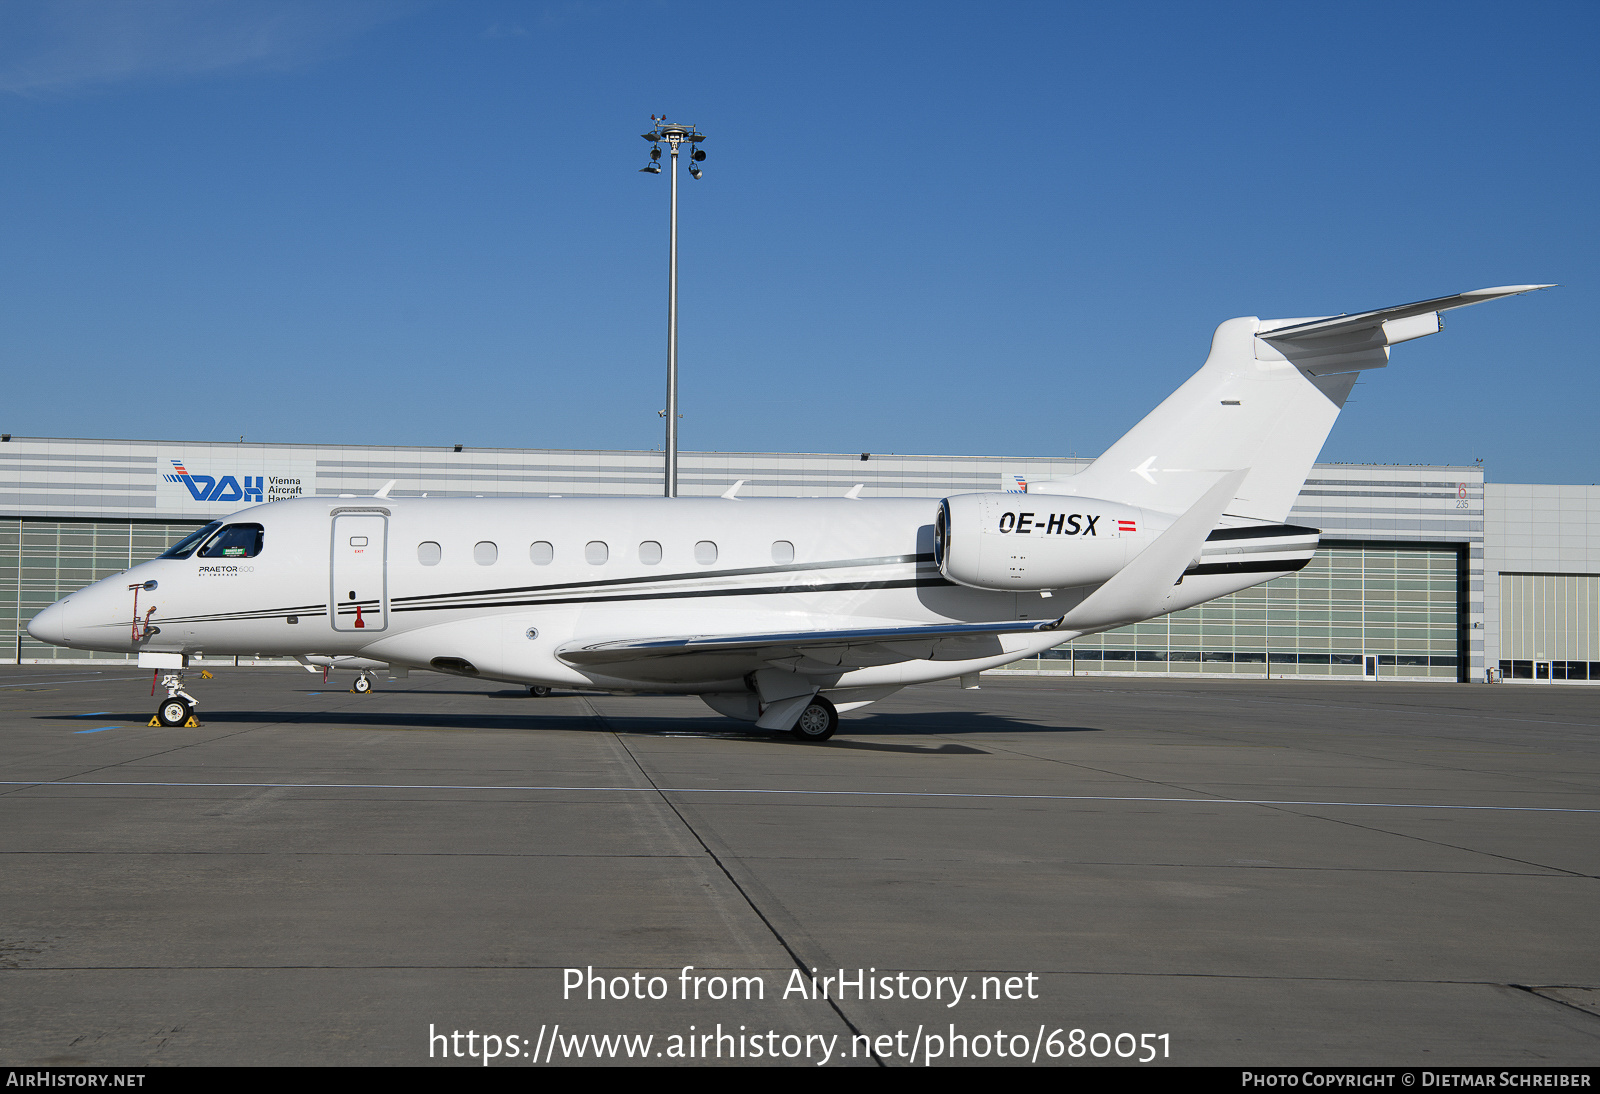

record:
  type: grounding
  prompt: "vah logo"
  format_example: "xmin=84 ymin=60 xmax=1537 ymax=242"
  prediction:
xmin=163 ymin=460 xmax=264 ymax=503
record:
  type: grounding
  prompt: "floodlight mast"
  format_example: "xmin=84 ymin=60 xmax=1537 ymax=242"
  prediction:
xmin=639 ymin=118 xmax=706 ymax=498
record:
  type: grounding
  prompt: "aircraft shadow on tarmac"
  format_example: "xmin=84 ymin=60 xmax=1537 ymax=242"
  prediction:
xmin=45 ymin=696 xmax=1100 ymax=754
xmin=834 ymin=710 xmax=1101 ymax=739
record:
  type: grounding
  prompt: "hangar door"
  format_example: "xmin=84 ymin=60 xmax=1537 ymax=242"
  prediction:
xmin=330 ymin=511 xmax=389 ymax=632
xmin=1499 ymin=572 xmax=1600 ymax=682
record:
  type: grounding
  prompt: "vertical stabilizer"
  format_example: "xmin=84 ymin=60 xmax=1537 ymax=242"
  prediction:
xmin=1031 ymin=285 xmax=1550 ymax=521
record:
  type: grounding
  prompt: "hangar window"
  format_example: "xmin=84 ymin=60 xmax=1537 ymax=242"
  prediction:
xmin=771 ymin=540 xmax=794 ymax=564
xmin=639 ymin=540 xmax=662 ymax=565
xmin=694 ymin=540 xmax=718 ymax=565
xmin=530 ymin=541 xmax=554 ymax=565
xmin=585 ymin=541 xmax=609 ymax=565
xmin=159 ymin=521 xmax=222 ymax=560
xmin=474 ymin=541 xmax=498 ymax=566
xmin=198 ymin=523 xmax=264 ymax=559
xmin=417 ymin=541 xmax=441 ymax=566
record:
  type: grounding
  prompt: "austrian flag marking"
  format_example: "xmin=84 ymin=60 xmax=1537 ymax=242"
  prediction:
xmin=1118 ymin=519 xmax=1138 ymax=533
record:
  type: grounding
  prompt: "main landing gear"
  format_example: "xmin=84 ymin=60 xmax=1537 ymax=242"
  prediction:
xmin=528 ymin=685 xmax=551 ymax=697
xmin=790 ymin=695 xmax=838 ymax=742
xmin=149 ymin=672 xmax=201 ymax=728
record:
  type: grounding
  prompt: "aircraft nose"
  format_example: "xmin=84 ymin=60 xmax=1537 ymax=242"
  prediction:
xmin=26 ymin=598 xmax=72 ymax=646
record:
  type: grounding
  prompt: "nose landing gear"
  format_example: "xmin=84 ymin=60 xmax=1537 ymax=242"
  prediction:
xmin=148 ymin=672 xmax=201 ymax=727
xmin=351 ymin=672 xmax=376 ymax=694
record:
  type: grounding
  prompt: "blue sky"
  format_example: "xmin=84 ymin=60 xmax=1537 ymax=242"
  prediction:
xmin=1 ymin=0 xmax=1594 ymax=483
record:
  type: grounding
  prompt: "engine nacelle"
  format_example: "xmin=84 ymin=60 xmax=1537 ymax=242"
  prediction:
xmin=935 ymin=493 xmax=1160 ymax=591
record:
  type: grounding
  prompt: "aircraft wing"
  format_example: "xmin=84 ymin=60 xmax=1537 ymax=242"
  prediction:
xmin=556 ymin=616 xmax=1072 ymax=681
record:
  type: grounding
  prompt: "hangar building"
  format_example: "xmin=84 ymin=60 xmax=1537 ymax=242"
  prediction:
xmin=2 ymin=436 xmax=1595 ymax=683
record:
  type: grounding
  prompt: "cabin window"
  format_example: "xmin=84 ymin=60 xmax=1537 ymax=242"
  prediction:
xmin=159 ymin=521 xmax=222 ymax=560
xmin=585 ymin=541 xmax=609 ymax=565
xmin=530 ymin=541 xmax=554 ymax=565
xmin=771 ymin=540 xmax=795 ymax=564
xmin=639 ymin=540 xmax=662 ymax=565
xmin=474 ymin=541 xmax=498 ymax=566
xmin=197 ymin=523 xmax=264 ymax=559
xmin=417 ymin=541 xmax=441 ymax=566
xmin=694 ymin=540 xmax=718 ymax=565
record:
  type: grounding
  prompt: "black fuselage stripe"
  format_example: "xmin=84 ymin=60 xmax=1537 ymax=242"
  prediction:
xmin=1205 ymin=525 xmax=1321 ymax=542
xmin=114 ymin=550 xmax=1307 ymax=628
xmin=391 ymin=577 xmax=950 ymax=613
xmin=134 ymin=604 xmax=330 ymax=626
xmin=1187 ymin=557 xmax=1312 ymax=576
xmin=390 ymin=553 xmax=933 ymax=604
xmin=113 ymin=571 xmax=943 ymax=626
xmin=110 ymin=558 xmax=936 ymax=626
xmin=402 ymin=566 xmax=942 ymax=613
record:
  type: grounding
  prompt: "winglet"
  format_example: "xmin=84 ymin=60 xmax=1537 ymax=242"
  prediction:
xmin=721 ymin=480 xmax=745 ymax=500
xmin=845 ymin=484 xmax=865 ymax=499
xmin=374 ymin=480 xmax=396 ymax=499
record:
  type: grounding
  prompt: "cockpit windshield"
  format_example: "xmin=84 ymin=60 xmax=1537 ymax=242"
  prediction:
xmin=198 ymin=523 xmax=265 ymax=559
xmin=158 ymin=522 xmax=223 ymax=560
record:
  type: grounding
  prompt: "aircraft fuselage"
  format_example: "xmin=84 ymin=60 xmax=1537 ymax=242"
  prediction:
xmin=34 ymin=494 xmax=1127 ymax=694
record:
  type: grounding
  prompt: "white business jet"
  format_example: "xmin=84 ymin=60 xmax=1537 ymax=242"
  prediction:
xmin=28 ymin=286 xmax=1548 ymax=739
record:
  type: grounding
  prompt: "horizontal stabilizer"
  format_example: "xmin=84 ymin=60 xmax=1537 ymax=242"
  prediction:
xmin=1257 ymin=284 xmax=1553 ymax=345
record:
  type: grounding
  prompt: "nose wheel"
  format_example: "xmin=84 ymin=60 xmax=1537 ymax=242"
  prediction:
xmin=156 ymin=696 xmax=193 ymax=727
xmin=351 ymin=672 xmax=375 ymax=694
xmin=148 ymin=672 xmax=201 ymax=728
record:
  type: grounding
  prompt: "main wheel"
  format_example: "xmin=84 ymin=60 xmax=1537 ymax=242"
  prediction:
xmin=529 ymin=685 xmax=551 ymax=697
xmin=790 ymin=695 xmax=838 ymax=742
xmin=352 ymin=675 xmax=373 ymax=694
xmin=157 ymin=697 xmax=192 ymax=727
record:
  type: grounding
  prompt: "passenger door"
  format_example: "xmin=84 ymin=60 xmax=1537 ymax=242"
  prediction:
xmin=331 ymin=510 xmax=389 ymax=632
